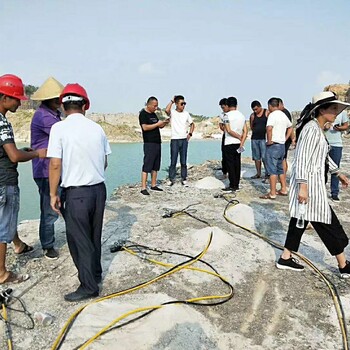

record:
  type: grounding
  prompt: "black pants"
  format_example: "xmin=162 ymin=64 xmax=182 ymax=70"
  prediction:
xmin=221 ymin=134 xmax=227 ymax=175
xmin=223 ymin=144 xmax=241 ymax=189
xmin=285 ymin=206 xmax=349 ymax=256
xmin=61 ymin=182 xmax=106 ymax=294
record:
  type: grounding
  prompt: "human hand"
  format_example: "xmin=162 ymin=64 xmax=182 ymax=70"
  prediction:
xmin=338 ymin=174 xmax=349 ymax=188
xmin=298 ymin=183 xmax=308 ymax=203
xmin=50 ymin=195 xmax=61 ymax=215
xmin=21 ymin=147 xmax=33 ymax=152
xmin=36 ymin=148 xmax=47 ymax=158
xmin=324 ymin=122 xmax=332 ymax=130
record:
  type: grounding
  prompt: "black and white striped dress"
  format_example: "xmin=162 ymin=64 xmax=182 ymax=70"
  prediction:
xmin=289 ymin=119 xmax=339 ymax=224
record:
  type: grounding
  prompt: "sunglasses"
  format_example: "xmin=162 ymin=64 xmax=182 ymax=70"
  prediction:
xmin=180 ymin=102 xmax=187 ymax=106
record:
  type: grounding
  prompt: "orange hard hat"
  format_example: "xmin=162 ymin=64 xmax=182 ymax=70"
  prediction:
xmin=0 ymin=74 xmax=28 ymax=100
xmin=59 ymin=83 xmax=90 ymax=110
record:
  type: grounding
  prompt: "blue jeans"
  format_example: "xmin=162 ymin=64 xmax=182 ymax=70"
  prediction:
xmin=265 ymin=143 xmax=285 ymax=176
xmin=0 ymin=185 xmax=19 ymax=243
xmin=169 ymin=139 xmax=188 ymax=181
xmin=329 ymin=146 xmax=342 ymax=196
xmin=35 ymin=178 xmax=59 ymax=249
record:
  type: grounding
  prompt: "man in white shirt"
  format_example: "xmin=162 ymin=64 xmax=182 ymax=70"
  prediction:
xmin=165 ymin=95 xmax=195 ymax=186
xmin=260 ymin=97 xmax=292 ymax=199
xmin=48 ymin=83 xmax=111 ymax=302
xmin=222 ymin=96 xmax=248 ymax=192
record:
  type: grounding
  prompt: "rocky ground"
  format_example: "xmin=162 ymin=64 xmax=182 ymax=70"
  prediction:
xmin=1 ymin=142 xmax=350 ymax=350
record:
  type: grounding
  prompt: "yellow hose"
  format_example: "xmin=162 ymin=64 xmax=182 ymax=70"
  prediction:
xmin=223 ymin=199 xmax=348 ymax=350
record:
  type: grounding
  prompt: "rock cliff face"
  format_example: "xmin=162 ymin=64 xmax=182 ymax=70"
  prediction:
xmin=324 ymin=83 xmax=350 ymax=102
xmin=7 ymin=110 xmax=224 ymax=143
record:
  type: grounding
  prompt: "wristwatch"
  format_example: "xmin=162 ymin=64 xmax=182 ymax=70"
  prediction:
xmin=188 ymin=133 xmax=193 ymax=136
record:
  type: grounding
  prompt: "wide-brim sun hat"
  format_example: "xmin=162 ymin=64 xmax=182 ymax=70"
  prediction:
xmin=308 ymin=91 xmax=350 ymax=116
xmin=31 ymin=77 xmax=64 ymax=101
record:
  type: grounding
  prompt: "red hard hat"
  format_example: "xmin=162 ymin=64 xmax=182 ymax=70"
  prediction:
xmin=59 ymin=83 xmax=90 ymax=110
xmin=0 ymin=74 xmax=28 ymax=100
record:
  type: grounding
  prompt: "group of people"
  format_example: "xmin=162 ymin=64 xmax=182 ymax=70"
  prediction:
xmin=0 ymin=74 xmax=110 ymax=302
xmin=1 ymin=72 xmax=350 ymax=305
xmin=217 ymin=93 xmax=350 ymax=276
xmin=139 ymin=95 xmax=194 ymax=195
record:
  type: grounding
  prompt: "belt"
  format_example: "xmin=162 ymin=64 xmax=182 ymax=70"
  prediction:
xmin=65 ymin=182 xmax=104 ymax=191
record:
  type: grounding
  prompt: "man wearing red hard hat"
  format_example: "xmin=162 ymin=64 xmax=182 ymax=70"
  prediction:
xmin=0 ymin=74 xmax=47 ymax=284
xmin=48 ymin=83 xmax=111 ymax=302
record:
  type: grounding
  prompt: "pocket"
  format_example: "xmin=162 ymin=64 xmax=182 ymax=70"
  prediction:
xmin=0 ymin=186 xmax=6 ymax=208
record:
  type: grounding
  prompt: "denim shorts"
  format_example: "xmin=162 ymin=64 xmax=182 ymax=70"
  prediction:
xmin=265 ymin=143 xmax=285 ymax=175
xmin=251 ymin=139 xmax=266 ymax=161
xmin=0 ymin=185 xmax=20 ymax=243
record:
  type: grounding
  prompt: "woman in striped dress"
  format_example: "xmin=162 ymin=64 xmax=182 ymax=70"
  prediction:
xmin=276 ymin=91 xmax=350 ymax=277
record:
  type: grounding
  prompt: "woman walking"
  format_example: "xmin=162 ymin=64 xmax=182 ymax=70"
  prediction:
xmin=276 ymin=91 xmax=350 ymax=277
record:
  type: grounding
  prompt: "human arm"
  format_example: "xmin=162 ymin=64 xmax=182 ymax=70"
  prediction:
xmin=240 ymin=123 xmax=248 ymax=147
xmin=141 ymin=119 xmax=169 ymax=131
xmin=165 ymin=98 xmax=175 ymax=116
xmin=266 ymin=126 xmax=273 ymax=145
xmin=249 ymin=113 xmax=254 ymax=130
xmin=3 ymin=143 xmax=46 ymax=162
xmin=285 ymin=127 xmax=292 ymax=141
xmin=49 ymin=158 xmax=62 ymax=215
xmin=187 ymin=122 xmax=195 ymax=141
xmin=334 ymin=121 xmax=349 ymax=132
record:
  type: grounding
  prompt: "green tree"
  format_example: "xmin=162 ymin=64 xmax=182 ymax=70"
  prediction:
xmin=24 ymin=85 xmax=38 ymax=98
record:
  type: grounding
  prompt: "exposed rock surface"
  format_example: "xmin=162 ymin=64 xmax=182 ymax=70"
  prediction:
xmin=1 ymin=141 xmax=350 ymax=350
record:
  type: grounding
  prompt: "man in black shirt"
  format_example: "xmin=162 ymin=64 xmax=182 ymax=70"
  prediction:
xmin=0 ymin=74 xmax=47 ymax=284
xmin=139 ymin=96 xmax=169 ymax=195
xmin=249 ymin=100 xmax=269 ymax=179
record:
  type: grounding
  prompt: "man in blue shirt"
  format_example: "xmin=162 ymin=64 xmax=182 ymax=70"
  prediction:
xmin=325 ymin=111 xmax=349 ymax=201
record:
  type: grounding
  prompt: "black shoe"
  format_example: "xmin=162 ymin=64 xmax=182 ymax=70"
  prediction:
xmin=44 ymin=248 xmax=59 ymax=260
xmin=276 ymin=256 xmax=304 ymax=271
xmin=151 ymin=186 xmax=163 ymax=191
xmin=222 ymin=187 xmax=233 ymax=193
xmin=232 ymin=187 xmax=240 ymax=192
xmin=339 ymin=261 xmax=350 ymax=278
xmin=64 ymin=290 xmax=99 ymax=302
xmin=141 ymin=189 xmax=150 ymax=195
xmin=331 ymin=195 xmax=340 ymax=201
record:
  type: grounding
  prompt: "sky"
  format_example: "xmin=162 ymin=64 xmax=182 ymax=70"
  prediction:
xmin=1 ymin=0 xmax=349 ymax=117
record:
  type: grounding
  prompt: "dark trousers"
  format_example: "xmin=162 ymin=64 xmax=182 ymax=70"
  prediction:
xmin=34 ymin=178 xmax=59 ymax=249
xmin=169 ymin=138 xmax=189 ymax=181
xmin=223 ymin=144 xmax=241 ymax=189
xmin=221 ymin=134 xmax=227 ymax=175
xmin=285 ymin=206 xmax=349 ymax=256
xmin=61 ymin=182 xmax=106 ymax=294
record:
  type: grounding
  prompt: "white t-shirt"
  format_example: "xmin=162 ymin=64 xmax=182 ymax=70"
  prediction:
xmin=47 ymin=113 xmax=112 ymax=188
xmin=222 ymin=110 xmax=246 ymax=145
xmin=170 ymin=110 xmax=193 ymax=139
xmin=266 ymin=110 xmax=292 ymax=144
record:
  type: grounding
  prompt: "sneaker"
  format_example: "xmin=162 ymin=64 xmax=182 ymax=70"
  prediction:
xmin=331 ymin=195 xmax=340 ymax=201
xmin=222 ymin=187 xmax=233 ymax=193
xmin=44 ymin=248 xmax=59 ymax=260
xmin=141 ymin=189 xmax=150 ymax=195
xmin=276 ymin=256 xmax=304 ymax=271
xmin=232 ymin=187 xmax=240 ymax=192
xmin=167 ymin=180 xmax=175 ymax=186
xmin=339 ymin=261 xmax=350 ymax=278
xmin=151 ymin=186 xmax=163 ymax=191
xmin=181 ymin=180 xmax=189 ymax=187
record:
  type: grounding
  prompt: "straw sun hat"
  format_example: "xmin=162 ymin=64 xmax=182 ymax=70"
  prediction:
xmin=31 ymin=77 xmax=64 ymax=101
xmin=309 ymin=91 xmax=350 ymax=116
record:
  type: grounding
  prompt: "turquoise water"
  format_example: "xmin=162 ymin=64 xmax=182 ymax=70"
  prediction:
xmin=18 ymin=139 xmax=251 ymax=221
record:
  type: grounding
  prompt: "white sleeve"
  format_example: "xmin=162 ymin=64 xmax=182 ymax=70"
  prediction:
xmin=104 ymin=135 xmax=112 ymax=155
xmin=266 ymin=114 xmax=275 ymax=127
xmin=187 ymin=112 xmax=193 ymax=124
xmin=47 ymin=124 xmax=62 ymax=159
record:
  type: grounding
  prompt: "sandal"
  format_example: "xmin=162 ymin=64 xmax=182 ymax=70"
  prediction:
xmin=259 ymin=193 xmax=276 ymax=200
xmin=277 ymin=191 xmax=288 ymax=196
xmin=0 ymin=271 xmax=29 ymax=284
xmin=251 ymin=174 xmax=261 ymax=179
xmin=15 ymin=243 xmax=34 ymax=255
